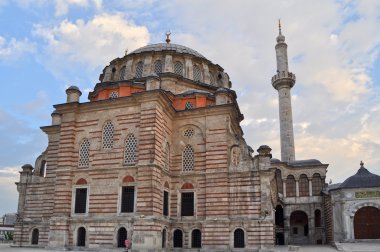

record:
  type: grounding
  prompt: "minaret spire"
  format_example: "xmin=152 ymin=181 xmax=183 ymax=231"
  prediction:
xmin=271 ymin=21 xmax=296 ymax=162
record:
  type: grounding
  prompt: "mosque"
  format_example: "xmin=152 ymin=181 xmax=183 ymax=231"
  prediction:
xmin=13 ymin=24 xmax=380 ymax=251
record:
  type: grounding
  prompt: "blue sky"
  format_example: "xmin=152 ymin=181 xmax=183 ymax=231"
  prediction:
xmin=1 ymin=0 xmax=380 ymax=215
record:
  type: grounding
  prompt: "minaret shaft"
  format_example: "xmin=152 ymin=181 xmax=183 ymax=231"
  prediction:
xmin=272 ymin=23 xmax=296 ymax=162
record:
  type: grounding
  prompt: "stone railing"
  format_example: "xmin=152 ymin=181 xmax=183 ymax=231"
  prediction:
xmin=271 ymin=71 xmax=296 ymax=84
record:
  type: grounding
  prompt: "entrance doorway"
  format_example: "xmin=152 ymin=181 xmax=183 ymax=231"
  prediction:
xmin=290 ymin=211 xmax=308 ymax=244
xmin=354 ymin=206 xmax=380 ymax=239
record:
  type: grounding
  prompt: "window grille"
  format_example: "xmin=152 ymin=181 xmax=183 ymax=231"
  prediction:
xmin=174 ymin=61 xmax=183 ymax=76
xmin=299 ymin=174 xmax=309 ymax=196
xmin=74 ymin=188 xmax=87 ymax=213
xmin=162 ymin=229 xmax=166 ymax=248
xmin=154 ymin=60 xmax=163 ymax=74
xmin=181 ymin=192 xmax=194 ymax=216
xmin=312 ymin=173 xmax=322 ymax=196
xmin=231 ymin=146 xmax=240 ymax=166
xmin=173 ymin=229 xmax=183 ymax=248
xmin=185 ymin=101 xmax=194 ymax=110
xmin=102 ymin=121 xmax=114 ymax=149
xmin=183 ymin=128 xmax=194 ymax=138
xmin=124 ymin=134 xmax=138 ymax=165
xmin=286 ymin=175 xmax=296 ymax=197
xmin=234 ymin=228 xmax=245 ymax=248
xmin=109 ymin=91 xmax=119 ymax=99
xmin=193 ymin=65 xmax=201 ymax=81
xmin=77 ymin=227 xmax=86 ymax=247
xmin=163 ymin=143 xmax=170 ymax=170
xmin=182 ymin=145 xmax=194 ymax=171
xmin=315 ymin=209 xmax=322 ymax=227
xmin=163 ymin=191 xmax=169 ymax=216
xmin=117 ymin=228 xmax=127 ymax=247
xmin=78 ymin=139 xmax=90 ymax=167
xmin=119 ymin=66 xmax=126 ymax=80
xmin=191 ymin=229 xmax=202 ymax=248
xmin=209 ymin=71 xmax=215 ymax=85
xmin=121 ymin=186 xmax=135 ymax=213
xmin=31 ymin=229 xmax=39 ymax=245
xmin=135 ymin=61 xmax=144 ymax=78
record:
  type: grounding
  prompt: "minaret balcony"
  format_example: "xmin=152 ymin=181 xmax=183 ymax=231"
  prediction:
xmin=271 ymin=71 xmax=296 ymax=89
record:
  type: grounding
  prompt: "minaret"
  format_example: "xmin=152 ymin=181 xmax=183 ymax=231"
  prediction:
xmin=271 ymin=21 xmax=296 ymax=162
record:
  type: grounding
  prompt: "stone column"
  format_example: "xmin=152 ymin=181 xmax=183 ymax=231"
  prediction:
xmin=164 ymin=54 xmax=173 ymax=73
xmin=184 ymin=57 xmax=193 ymax=79
xmin=295 ymin=179 xmax=299 ymax=197
xmin=309 ymin=179 xmax=313 ymax=196
xmin=283 ymin=180 xmax=287 ymax=198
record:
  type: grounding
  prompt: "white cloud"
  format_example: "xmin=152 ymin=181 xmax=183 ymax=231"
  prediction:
xmin=55 ymin=0 xmax=102 ymax=16
xmin=33 ymin=13 xmax=149 ymax=74
xmin=0 ymin=166 xmax=20 ymax=214
xmin=0 ymin=36 xmax=35 ymax=61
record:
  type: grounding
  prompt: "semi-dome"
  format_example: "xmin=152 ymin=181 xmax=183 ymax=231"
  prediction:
xmin=337 ymin=161 xmax=380 ymax=189
xmin=129 ymin=43 xmax=205 ymax=59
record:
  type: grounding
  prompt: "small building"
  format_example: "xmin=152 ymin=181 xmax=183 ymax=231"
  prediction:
xmin=0 ymin=213 xmax=16 ymax=241
xmin=328 ymin=161 xmax=380 ymax=242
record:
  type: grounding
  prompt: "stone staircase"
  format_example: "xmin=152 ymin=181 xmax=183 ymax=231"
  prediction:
xmin=289 ymin=236 xmax=309 ymax=245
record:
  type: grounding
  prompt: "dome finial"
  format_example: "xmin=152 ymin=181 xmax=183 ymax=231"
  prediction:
xmin=276 ymin=19 xmax=285 ymax=43
xmin=165 ymin=31 xmax=171 ymax=44
xmin=125 ymin=48 xmax=128 ymax=56
xmin=360 ymin=160 xmax=364 ymax=168
xmin=278 ymin=19 xmax=282 ymax=35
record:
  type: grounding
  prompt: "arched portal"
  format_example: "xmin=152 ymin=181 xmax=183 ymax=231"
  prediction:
xmin=290 ymin=211 xmax=308 ymax=244
xmin=77 ymin=227 xmax=86 ymax=247
xmin=354 ymin=206 xmax=380 ymax=239
xmin=31 ymin=228 xmax=39 ymax=245
xmin=275 ymin=205 xmax=285 ymax=245
xmin=117 ymin=227 xmax=127 ymax=247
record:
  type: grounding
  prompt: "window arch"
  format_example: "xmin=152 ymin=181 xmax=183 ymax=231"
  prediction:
xmin=110 ymin=67 xmax=116 ymax=80
xmin=78 ymin=138 xmax=90 ymax=167
xmin=312 ymin=173 xmax=322 ymax=196
xmin=77 ymin=227 xmax=86 ymax=247
xmin=124 ymin=134 xmax=138 ymax=165
xmin=315 ymin=209 xmax=321 ymax=227
xmin=135 ymin=61 xmax=144 ymax=78
xmin=182 ymin=145 xmax=194 ymax=171
xmin=191 ymin=229 xmax=202 ymax=248
xmin=193 ymin=65 xmax=201 ymax=81
xmin=31 ymin=228 xmax=39 ymax=245
xmin=286 ymin=175 xmax=296 ymax=197
xmin=117 ymin=227 xmax=127 ymax=248
xmin=174 ymin=61 xmax=183 ymax=76
xmin=119 ymin=66 xmax=126 ymax=80
xmin=173 ymin=229 xmax=183 ymax=248
xmin=154 ymin=60 xmax=163 ymax=74
xmin=234 ymin=228 xmax=245 ymax=248
xmin=299 ymin=174 xmax=309 ymax=196
xmin=163 ymin=143 xmax=170 ymax=170
xmin=102 ymin=121 xmax=114 ymax=149
xmin=276 ymin=169 xmax=283 ymax=194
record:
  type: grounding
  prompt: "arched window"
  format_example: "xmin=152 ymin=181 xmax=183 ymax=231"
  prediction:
xmin=286 ymin=175 xmax=296 ymax=197
xmin=299 ymin=174 xmax=309 ymax=196
xmin=77 ymin=227 xmax=86 ymax=247
xmin=162 ymin=229 xmax=166 ymax=248
xmin=315 ymin=209 xmax=321 ymax=227
xmin=78 ymin=139 xmax=90 ymax=167
xmin=124 ymin=134 xmax=138 ymax=165
xmin=174 ymin=61 xmax=183 ymax=76
xmin=119 ymin=66 xmax=126 ymax=80
xmin=173 ymin=229 xmax=183 ymax=248
xmin=163 ymin=143 xmax=170 ymax=170
xmin=312 ymin=173 xmax=322 ymax=196
xmin=117 ymin=227 xmax=127 ymax=248
xmin=154 ymin=60 xmax=162 ymax=74
xmin=185 ymin=101 xmax=194 ymax=110
xmin=109 ymin=91 xmax=119 ymax=99
xmin=102 ymin=121 xmax=114 ymax=149
xmin=31 ymin=228 xmax=39 ymax=245
xmin=135 ymin=61 xmax=144 ymax=78
xmin=110 ymin=67 xmax=116 ymax=80
xmin=193 ymin=65 xmax=201 ymax=81
xmin=276 ymin=169 xmax=283 ymax=194
xmin=40 ymin=160 xmax=47 ymax=177
xmin=231 ymin=146 xmax=240 ymax=166
xmin=191 ymin=229 xmax=202 ymax=248
xmin=182 ymin=145 xmax=194 ymax=171
xmin=234 ymin=228 xmax=245 ymax=248
xmin=209 ymin=71 xmax=215 ymax=85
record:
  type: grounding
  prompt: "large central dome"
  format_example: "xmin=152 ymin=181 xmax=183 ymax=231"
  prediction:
xmin=129 ymin=43 xmax=205 ymax=59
